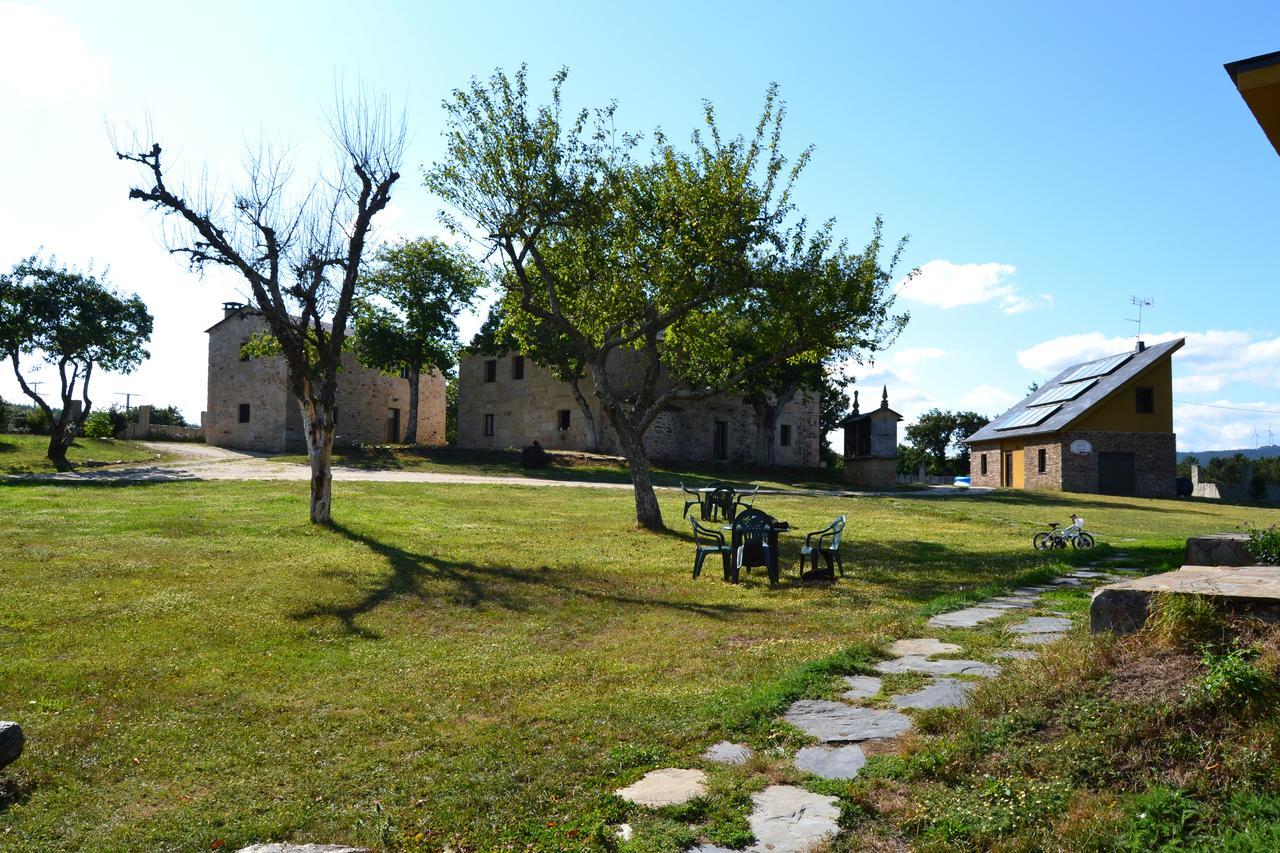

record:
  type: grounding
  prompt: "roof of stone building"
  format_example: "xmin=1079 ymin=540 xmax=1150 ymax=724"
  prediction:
xmin=964 ymin=337 xmax=1185 ymax=444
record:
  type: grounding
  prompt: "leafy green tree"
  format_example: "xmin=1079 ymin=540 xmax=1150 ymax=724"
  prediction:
xmin=82 ymin=409 xmax=118 ymax=438
xmin=0 ymin=257 xmax=152 ymax=470
xmin=428 ymin=67 xmax=908 ymax=529
xmin=139 ymin=404 xmax=189 ymax=427
xmin=905 ymin=408 xmax=989 ymax=475
xmin=354 ymin=238 xmax=485 ymax=443
xmin=445 ymin=371 xmax=459 ymax=445
xmin=118 ymin=95 xmax=404 ymax=524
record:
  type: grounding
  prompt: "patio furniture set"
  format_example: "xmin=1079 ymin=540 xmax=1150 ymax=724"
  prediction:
xmin=682 ymin=482 xmax=845 ymax=585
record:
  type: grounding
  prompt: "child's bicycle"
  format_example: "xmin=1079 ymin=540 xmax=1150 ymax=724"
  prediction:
xmin=1033 ymin=514 xmax=1095 ymax=550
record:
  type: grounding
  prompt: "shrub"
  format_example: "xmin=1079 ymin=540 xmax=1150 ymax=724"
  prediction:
xmin=1245 ymin=525 xmax=1280 ymax=566
xmin=1118 ymin=787 xmax=1203 ymax=850
xmin=521 ymin=441 xmax=551 ymax=469
xmin=23 ymin=407 xmax=51 ymax=435
xmin=82 ymin=410 xmax=118 ymax=438
xmin=1186 ymin=646 xmax=1270 ymax=712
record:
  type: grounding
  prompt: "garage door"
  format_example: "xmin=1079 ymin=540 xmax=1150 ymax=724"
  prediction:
xmin=1098 ymin=451 xmax=1136 ymax=496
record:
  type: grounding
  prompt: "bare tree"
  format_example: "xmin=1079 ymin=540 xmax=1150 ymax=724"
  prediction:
xmin=115 ymin=97 xmax=405 ymax=523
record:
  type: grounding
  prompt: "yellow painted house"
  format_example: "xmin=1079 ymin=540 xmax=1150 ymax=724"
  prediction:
xmin=965 ymin=339 xmax=1183 ymax=497
xmin=1225 ymin=50 xmax=1280 ymax=156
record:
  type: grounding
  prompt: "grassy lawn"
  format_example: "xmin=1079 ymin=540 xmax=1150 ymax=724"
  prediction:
xmin=0 ymin=480 xmax=1277 ymax=851
xmin=0 ymin=434 xmax=168 ymax=475
xmin=268 ymin=444 xmax=863 ymax=491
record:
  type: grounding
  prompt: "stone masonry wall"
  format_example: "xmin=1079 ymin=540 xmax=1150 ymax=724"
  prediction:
xmin=456 ymin=352 xmax=821 ymax=467
xmin=1021 ymin=438 xmax=1064 ymax=491
xmin=1060 ymin=430 xmax=1177 ymax=498
xmin=207 ymin=308 xmax=446 ymax=453
xmin=968 ymin=443 xmax=1002 ymax=488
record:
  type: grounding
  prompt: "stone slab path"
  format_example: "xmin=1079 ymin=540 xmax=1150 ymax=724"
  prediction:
xmin=890 ymin=678 xmax=977 ymax=710
xmin=841 ymin=674 xmax=883 ymax=700
xmin=783 ymin=700 xmax=913 ymax=742
xmin=614 ymin=558 xmax=1138 ymax=852
xmin=615 ymin=768 xmax=708 ymax=807
xmin=794 ymin=744 xmax=867 ymax=780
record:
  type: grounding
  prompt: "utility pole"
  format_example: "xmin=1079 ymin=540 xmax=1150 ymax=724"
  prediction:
xmin=1128 ymin=296 xmax=1154 ymax=341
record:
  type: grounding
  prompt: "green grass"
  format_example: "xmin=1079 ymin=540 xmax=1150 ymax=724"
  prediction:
xmin=0 ymin=480 xmax=1277 ymax=851
xmin=269 ymin=443 xmax=862 ymax=491
xmin=0 ymin=433 xmax=165 ymax=474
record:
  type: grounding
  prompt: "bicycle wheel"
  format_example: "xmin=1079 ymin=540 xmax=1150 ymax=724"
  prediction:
xmin=1033 ymin=532 xmax=1051 ymax=551
xmin=1073 ymin=532 xmax=1095 ymax=549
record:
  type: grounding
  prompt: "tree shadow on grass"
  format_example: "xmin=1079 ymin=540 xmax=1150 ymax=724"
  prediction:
xmin=0 ymin=775 xmax=33 ymax=815
xmin=292 ymin=522 xmax=769 ymax=637
xmin=974 ymin=489 xmax=1232 ymax=520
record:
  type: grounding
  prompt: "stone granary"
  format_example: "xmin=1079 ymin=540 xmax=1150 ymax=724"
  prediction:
xmin=841 ymin=387 xmax=901 ymax=488
xmin=965 ymin=338 xmax=1183 ymax=497
xmin=205 ymin=303 xmax=447 ymax=453
xmin=455 ymin=351 xmax=821 ymax=467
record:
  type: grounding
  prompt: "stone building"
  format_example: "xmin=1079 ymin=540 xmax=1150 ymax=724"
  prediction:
xmin=841 ymin=387 xmax=901 ymax=488
xmin=205 ymin=303 xmax=446 ymax=453
xmin=455 ymin=351 xmax=821 ymax=467
xmin=965 ymin=338 xmax=1183 ymax=498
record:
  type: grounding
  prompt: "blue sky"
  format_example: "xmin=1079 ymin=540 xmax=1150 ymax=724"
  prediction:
xmin=1 ymin=1 xmax=1278 ymax=450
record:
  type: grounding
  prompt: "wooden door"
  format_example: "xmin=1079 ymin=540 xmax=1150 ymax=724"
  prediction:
xmin=1003 ymin=445 xmax=1025 ymax=488
xmin=386 ymin=407 xmax=401 ymax=443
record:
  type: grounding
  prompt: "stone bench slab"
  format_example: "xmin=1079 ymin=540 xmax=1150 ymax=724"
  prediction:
xmin=1091 ymin=565 xmax=1280 ymax=634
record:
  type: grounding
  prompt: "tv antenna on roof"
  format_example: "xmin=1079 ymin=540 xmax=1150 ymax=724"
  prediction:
xmin=1128 ymin=296 xmax=1154 ymax=340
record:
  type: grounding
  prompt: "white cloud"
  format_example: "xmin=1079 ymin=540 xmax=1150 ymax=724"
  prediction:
xmin=960 ymin=384 xmax=1021 ymax=415
xmin=0 ymin=4 xmax=109 ymax=101
xmin=897 ymin=260 xmax=1050 ymax=315
xmin=891 ymin=347 xmax=946 ymax=369
xmin=1174 ymin=400 xmax=1280 ymax=452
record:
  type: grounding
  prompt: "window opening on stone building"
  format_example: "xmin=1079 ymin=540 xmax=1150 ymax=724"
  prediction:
xmin=1038 ymin=448 xmax=1047 ymax=474
xmin=779 ymin=424 xmax=792 ymax=447
xmin=484 ymin=360 xmax=497 ymax=382
xmin=558 ymin=409 xmax=571 ymax=431
xmin=980 ymin=453 xmax=988 ymax=476
xmin=713 ymin=420 xmax=729 ymax=461
xmin=387 ymin=408 xmax=401 ymax=443
xmin=512 ymin=356 xmax=524 ymax=380
xmin=238 ymin=403 xmax=251 ymax=423
xmin=483 ymin=413 xmax=495 ymax=437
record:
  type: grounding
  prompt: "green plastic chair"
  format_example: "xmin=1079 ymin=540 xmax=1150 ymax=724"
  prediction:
xmin=681 ymin=481 xmax=706 ymax=520
xmin=800 ymin=515 xmax=846 ymax=577
xmin=689 ymin=518 xmax=731 ymax=579
xmin=707 ymin=486 xmax=736 ymax=522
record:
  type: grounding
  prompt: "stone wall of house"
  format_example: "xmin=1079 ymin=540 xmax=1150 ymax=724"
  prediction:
xmin=456 ymin=352 xmax=821 ymax=467
xmin=1060 ymin=430 xmax=1177 ymax=498
xmin=1021 ymin=438 xmax=1064 ymax=491
xmin=207 ymin=307 xmax=446 ymax=453
xmin=968 ymin=443 xmax=1002 ymax=488
xmin=207 ymin=310 xmax=294 ymax=453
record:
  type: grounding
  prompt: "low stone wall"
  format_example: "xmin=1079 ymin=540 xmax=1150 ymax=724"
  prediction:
xmin=1185 ymin=534 xmax=1254 ymax=567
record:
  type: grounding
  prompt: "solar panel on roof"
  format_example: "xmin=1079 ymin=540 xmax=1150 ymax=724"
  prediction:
xmin=1028 ymin=379 xmax=1097 ymax=406
xmin=1061 ymin=353 xmax=1132 ymax=383
xmin=995 ymin=404 xmax=1061 ymax=430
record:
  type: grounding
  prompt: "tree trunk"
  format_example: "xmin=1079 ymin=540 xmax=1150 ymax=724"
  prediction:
xmin=302 ymin=403 xmax=336 ymax=525
xmin=403 ymin=364 xmax=420 ymax=444
xmin=569 ymin=378 xmax=600 ymax=452
xmin=752 ymin=400 xmax=777 ymax=467
xmin=46 ymin=433 xmax=71 ymax=472
xmin=600 ymin=404 xmax=663 ymax=530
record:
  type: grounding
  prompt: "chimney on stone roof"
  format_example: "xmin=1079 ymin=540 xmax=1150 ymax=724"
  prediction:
xmin=1136 ymin=340 xmax=1146 ymax=353
xmin=222 ymin=301 xmax=245 ymax=317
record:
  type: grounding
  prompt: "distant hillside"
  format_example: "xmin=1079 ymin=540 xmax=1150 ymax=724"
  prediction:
xmin=1177 ymin=445 xmax=1280 ymax=463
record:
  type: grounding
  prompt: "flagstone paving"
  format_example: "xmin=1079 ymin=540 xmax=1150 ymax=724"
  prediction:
xmin=746 ymin=785 xmax=841 ymax=853
xmin=841 ymin=674 xmax=883 ymax=700
xmin=615 ymin=767 xmax=708 ymax=807
xmin=1008 ymin=616 xmax=1073 ymax=634
xmin=703 ymin=741 xmax=754 ymax=765
xmin=1016 ymin=632 xmax=1067 ymax=645
xmin=670 ymin=562 xmax=1132 ymax=853
xmin=794 ymin=744 xmax=867 ymax=780
xmin=890 ymin=677 xmax=977 ymax=710
xmin=783 ymin=700 xmax=913 ymax=742
xmin=874 ymin=655 xmax=1001 ymax=678
xmin=926 ymin=606 xmax=1008 ymax=628
xmin=887 ymin=637 xmax=961 ymax=656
